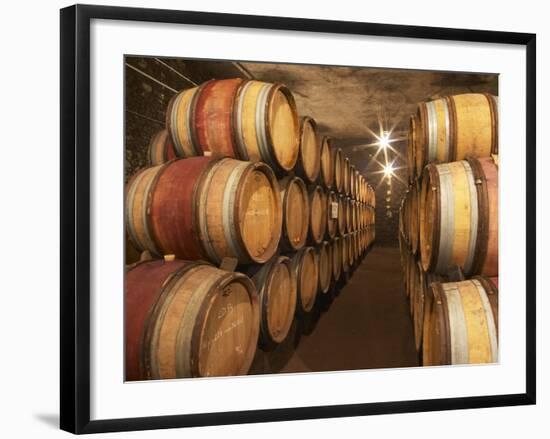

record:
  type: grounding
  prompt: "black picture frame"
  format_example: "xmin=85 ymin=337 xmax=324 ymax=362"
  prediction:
xmin=60 ymin=4 xmax=536 ymax=434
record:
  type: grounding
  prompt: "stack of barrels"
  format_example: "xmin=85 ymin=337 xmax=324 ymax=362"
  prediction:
xmin=125 ymin=78 xmax=376 ymax=380
xmin=399 ymin=93 xmax=499 ymax=366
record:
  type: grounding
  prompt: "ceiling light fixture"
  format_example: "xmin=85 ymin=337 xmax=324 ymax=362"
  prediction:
xmin=379 ymin=131 xmax=391 ymax=149
xmin=383 ymin=163 xmax=395 ymax=177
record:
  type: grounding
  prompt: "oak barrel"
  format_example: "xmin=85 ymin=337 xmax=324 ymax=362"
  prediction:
xmin=351 ymin=200 xmax=358 ymax=232
xmin=345 ymin=197 xmax=352 ymax=233
xmin=350 ymin=165 xmax=359 ymax=200
xmin=295 ymin=117 xmax=321 ymax=184
xmin=331 ymin=237 xmax=342 ymax=282
xmin=308 ymin=185 xmax=327 ymax=244
xmin=407 ymin=115 xmax=417 ymax=182
xmin=415 ymin=268 xmax=444 ymax=353
xmin=247 ymin=256 xmax=297 ymax=345
xmin=148 ymin=129 xmax=177 ymax=165
xmin=414 ymin=93 xmax=498 ymax=176
xmin=279 ymin=176 xmax=309 ymax=252
xmin=347 ymin=233 xmax=355 ymax=266
xmin=409 ymin=181 xmax=420 ymax=255
xmin=343 ymin=157 xmax=351 ymax=196
xmin=290 ymin=247 xmax=319 ymax=314
xmin=166 ymin=79 xmax=300 ymax=174
xmin=341 ymin=233 xmax=350 ymax=272
xmin=419 ymin=157 xmax=498 ymax=276
xmin=317 ymin=241 xmax=332 ymax=294
xmin=332 ymin=147 xmax=344 ymax=193
xmin=353 ymin=231 xmax=360 ymax=261
xmin=320 ymin=136 xmax=334 ymax=189
xmin=423 ymin=277 xmax=498 ymax=366
xmin=337 ymin=194 xmax=346 ymax=236
xmin=326 ymin=191 xmax=338 ymax=239
xmin=126 ymin=157 xmax=282 ymax=264
xmin=125 ymin=259 xmax=259 ymax=380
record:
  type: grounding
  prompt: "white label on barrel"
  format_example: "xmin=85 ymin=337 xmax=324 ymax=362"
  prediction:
xmin=331 ymin=202 xmax=339 ymax=219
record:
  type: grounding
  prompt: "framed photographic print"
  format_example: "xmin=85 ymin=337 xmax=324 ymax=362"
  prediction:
xmin=60 ymin=4 xmax=536 ymax=434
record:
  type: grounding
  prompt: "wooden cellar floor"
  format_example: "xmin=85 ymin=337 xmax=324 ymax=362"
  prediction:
xmin=249 ymin=246 xmax=419 ymax=375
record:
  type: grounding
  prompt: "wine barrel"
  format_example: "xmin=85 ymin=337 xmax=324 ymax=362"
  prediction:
xmin=345 ymin=197 xmax=352 ymax=233
xmin=332 ymin=147 xmax=344 ymax=193
xmin=351 ymin=200 xmax=357 ymax=232
xmin=343 ymin=157 xmax=351 ymax=196
xmin=247 ymin=256 xmax=297 ymax=345
xmin=319 ymin=136 xmax=334 ymax=189
xmin=401 ymin=191 xmax=410 ymax=247
xmin=407 ymin=115 xmax=417 ymax=183
xmin=295 ymin=117 xmax=321 ymax=184
xmin=337 ymin=195 xmax=346 ymax=237
xmin=414 ymin=93 xmax=498 ymax=176
xmin=407 ymin=255 xmax=421 ymax=315
xmin=166 ymin=79 xmax=300 ymax=174
xmin=331 ymin=237 xmax=342 ymax=282
xmin=366 ymin=203 xmax=371 ymax=229
xmin=406 ymin=251 xmax=418 ymax=303
xmin=469 ymin=156 xmax=499 ymax=276
xmin=279 ymin=176 xmax=309 ymax=252
xmin=319 ymin=187 xmax=328 ymax=237
xmin=317 ymin=241 xmax=332 ymax=294
xmin=369 ymin=206 xmax=376 ymax=228
xmin=326 ymin=191 xmax=338 ymax=239
xmin=401 ymin=245 xmax=410 ymax=288
xmin=349 ymin=232 xmax=356 ymax=265
xmin=308 ymin=185 xmax=327 ymax=244
xmin=357 ymin=203 xmax=361 ymax=230
xmin=125 ymin=259 xmax=259 ymax=380
xmin=148 ymin=129 xmax=176 ymax=165
xmin=423 ymin=277 xmax=498 ymax=366
xmin=419 ymin=157 xmax=498 ymax=276
xmin=126 ymin=157 xmax=282 ymax=264
xmin=353 ymin=231 xmax=360 ymax=261
xmin=414 ymin=267 xmax=444 ymax=353
xmin=409 ymin=181 xmax=420 ymax=255
xmin=406 ymin=241 xmax=413 ymax=284
xmin=350 ymin=166 xmax=357 ymax=199
xmin=291 ymin=247 xmax=319 ymax=314
xmin=341 ymin=234 xmax=350 ymax=272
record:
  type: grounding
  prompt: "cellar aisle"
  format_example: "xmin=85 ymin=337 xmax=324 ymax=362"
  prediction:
xmin=249 ymin=246 xmax=419 ymax=375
